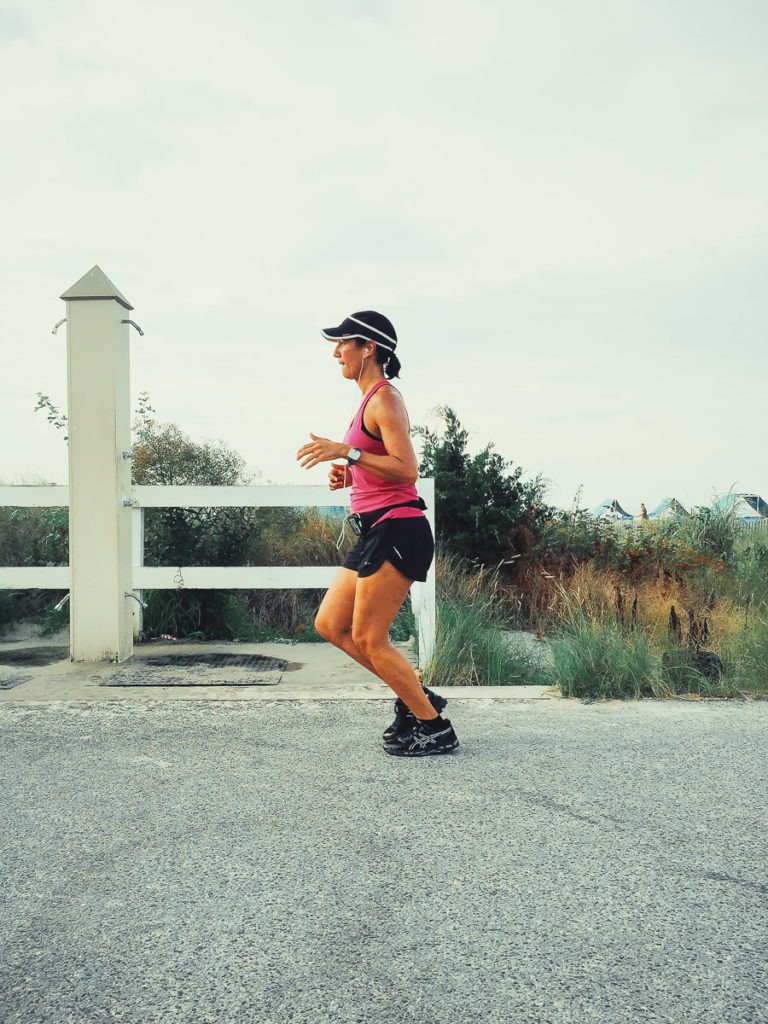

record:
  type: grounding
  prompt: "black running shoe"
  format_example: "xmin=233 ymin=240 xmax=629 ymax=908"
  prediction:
xmin=424 ymin=686 xmax=448 ymax=716
xmin=382 ymin=698 xmax=414 ymax=743
xmin=381 ymin=687 xmax=448 ymax=743
xmin=384 ymin=718 xmax=459 ymax=757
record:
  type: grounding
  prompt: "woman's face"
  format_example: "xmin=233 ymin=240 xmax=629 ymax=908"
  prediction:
xmin=334 ymin=339 xmax=367 ymax=379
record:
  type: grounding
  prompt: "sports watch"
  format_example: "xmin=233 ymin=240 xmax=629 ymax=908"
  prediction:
xmin=346 ymin=446 xmax=362 ymax=466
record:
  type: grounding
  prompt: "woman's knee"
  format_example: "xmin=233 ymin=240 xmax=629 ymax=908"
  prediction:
xmin=351 ymin=627 xmax=385 ymax=661
xmin=314 ymin=611 xmax=333 ymax=641
xmin=315 ymin=611 xmax=347 ymax=647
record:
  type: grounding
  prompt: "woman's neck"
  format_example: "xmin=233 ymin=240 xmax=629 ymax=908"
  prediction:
xmin=357 ymin=366 xmax=386 ymax=396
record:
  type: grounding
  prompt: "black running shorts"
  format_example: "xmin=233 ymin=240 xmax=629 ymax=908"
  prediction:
xmin=343 ymin=514 xmax=434 ymax=582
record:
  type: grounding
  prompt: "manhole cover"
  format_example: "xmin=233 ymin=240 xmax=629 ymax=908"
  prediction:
xmin=0 ymin=646 xmax=70 ymax=667
xmin=102 ymin=652 xmax=286 ymax=687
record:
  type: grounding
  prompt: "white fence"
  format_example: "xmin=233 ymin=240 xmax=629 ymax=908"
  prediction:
xmin=0 ymin=480 xmax=437 ymax=668
xmin=2 ymin=267 xmax=439 ymax=665
xmin=597 ymin=516 xmax=768 ymax=534
xmin=738 ymin=519 xmax=768 ymax=533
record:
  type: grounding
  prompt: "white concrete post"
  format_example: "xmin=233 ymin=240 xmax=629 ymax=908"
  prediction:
xmin=61 ymin=266 xmax=135 ymax=662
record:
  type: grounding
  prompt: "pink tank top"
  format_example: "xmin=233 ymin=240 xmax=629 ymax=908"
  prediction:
xmin=344 ymin=380 xmax=424 ymax=524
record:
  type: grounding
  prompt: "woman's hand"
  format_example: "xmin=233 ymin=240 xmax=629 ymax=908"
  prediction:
xmin=328 ymin=463 xmax=350 ymax=490
xmin=296 ymin=433 xmax=347 ymax=470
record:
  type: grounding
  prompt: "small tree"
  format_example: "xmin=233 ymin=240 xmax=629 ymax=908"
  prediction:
xmin=130 ymin=396 xmax=275 ymax=638
xmin=414 ymin=406 xmax=549 ymax=568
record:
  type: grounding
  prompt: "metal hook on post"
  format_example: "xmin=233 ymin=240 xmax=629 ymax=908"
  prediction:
xmin=51 ymin=319 xmax=66 ymax=334
xmin=124 ymin=592 xmax=148 ymax=609
xmin=54 ymin=592 xmax=70 ymax=612
xmin=121 ymin=319 xmax=144 ymax=336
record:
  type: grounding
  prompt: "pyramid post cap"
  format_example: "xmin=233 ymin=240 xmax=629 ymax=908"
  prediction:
xmin=60 ymin=266 xmax=133 ymax=310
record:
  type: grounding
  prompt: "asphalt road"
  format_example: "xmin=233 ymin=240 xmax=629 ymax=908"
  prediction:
xmin=1 ymin=698 xmax=766 ymax=1024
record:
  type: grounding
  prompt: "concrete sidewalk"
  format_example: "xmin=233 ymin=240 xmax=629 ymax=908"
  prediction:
xmin=0 ymin=638 xmax=554 ymax=703
xmin=1 ymin=696 xmax=766 ymax=1024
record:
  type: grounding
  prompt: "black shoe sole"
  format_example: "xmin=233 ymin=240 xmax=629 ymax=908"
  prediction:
xmin=383 ymin=737 xmax=459 ymax=757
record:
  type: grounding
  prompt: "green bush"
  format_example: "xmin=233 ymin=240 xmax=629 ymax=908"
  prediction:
xmin=0 ymin=505 xmax=68 ymax=568
xmin=415 ymin=407 xmax=548 ymax=568
xmin=536 ymin=508 xmax=603 ymax=565
xmin=0 ymin=500 xmax=69 ymax=632
xmin=732 ymin=540 xmax=768 ymax=615
xmin=0 ymin=591 xmax=16 ymax=635
xmin=131 ymin=407 xmax=347 ymax=641
xmin=673 ymin=505 xmax=739 ymax=563
xmin=426 ymin=601 xmax=546 ymax=686
xmin=35 ymin=603 xmax=71 ymax=638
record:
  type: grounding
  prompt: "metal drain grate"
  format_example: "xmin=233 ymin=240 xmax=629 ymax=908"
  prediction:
xmin=0 ymin=646 xmax=70 ymax=667
xmin=101 ymin=652 xmax=286 ymax=687
xmin=0 ymin=672 xmax=32 ymax=690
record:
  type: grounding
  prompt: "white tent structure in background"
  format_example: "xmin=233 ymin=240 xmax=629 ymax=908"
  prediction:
xmin=649 ymin=498 xmax=689 ymax=519
xmin=593 ymin=499 xmax=634 ymax=522
xmin=713 ymin=493 xmax=768 ymax=522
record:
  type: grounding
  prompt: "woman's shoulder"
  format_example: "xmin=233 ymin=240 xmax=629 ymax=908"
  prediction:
xmin=365 ymin=381 xmax=409 ymax=431
xmin=369 ymin=380 xmax=404 ymax=406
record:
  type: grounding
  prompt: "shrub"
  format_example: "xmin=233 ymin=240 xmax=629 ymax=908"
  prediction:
xmin=414 ymin=407 xmax=549 ymax=568
xmin=0 ymin=591 xmax=16 ymax=635
xmin=0 ymin=497 xmax=69 ymax=633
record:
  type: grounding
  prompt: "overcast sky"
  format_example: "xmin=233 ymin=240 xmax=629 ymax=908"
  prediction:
xmin=2 ymin=0 xmax=766 ymax=514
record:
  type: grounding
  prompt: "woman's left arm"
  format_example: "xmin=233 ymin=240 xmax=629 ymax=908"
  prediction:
xmin=296 ymin=390 xmax=418 ymax=484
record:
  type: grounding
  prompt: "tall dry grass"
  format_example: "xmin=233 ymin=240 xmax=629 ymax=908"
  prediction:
xmin=541 ymin=563 xmax=765 ymax=698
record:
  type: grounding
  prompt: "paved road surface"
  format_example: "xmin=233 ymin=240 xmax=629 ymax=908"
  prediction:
xmin=1 ymin=698 xmax=766 ymax=1024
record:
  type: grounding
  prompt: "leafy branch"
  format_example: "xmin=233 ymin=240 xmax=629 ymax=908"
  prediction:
xmin=34 ymin=394 xmax=68 ymax=441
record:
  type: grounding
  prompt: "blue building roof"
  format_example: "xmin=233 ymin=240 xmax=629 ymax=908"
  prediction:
xmin=593 ymin=499 xmax=633 ymax=520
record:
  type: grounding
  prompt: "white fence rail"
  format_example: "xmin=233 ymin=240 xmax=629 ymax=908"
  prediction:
xmin=0 ymin=481 xmax=437 ymax=668
xmin=739 ymin=519 xmax=768 ymax=533
xmin=597 ymin=515 xmax=768 ymax=534
xmin=0 ymin=486 xmax=70 ymax=507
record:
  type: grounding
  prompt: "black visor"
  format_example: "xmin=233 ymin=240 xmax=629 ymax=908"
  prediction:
xmin=322 ymin=310 xmax=398 ymax=354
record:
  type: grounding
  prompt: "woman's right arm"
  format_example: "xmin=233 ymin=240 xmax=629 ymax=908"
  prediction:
xmin=328 ymin=464 xmax=351 ymax=490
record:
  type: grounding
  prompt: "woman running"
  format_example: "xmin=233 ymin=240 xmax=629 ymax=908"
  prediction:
xmin=296 ymin=310 xmax=459 ymax=756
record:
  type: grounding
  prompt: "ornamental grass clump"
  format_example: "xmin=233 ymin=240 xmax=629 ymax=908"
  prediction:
xmin=531 ymin=509 xmax=768 ymax=699
xmin=565 ymin=624 xmax=741 ymax=701
xmin=719 ymin=614 xmax=768 ymax=695
xmin=546 ymin=581 xmax=759 ymax=700
xmin=549 ymin=614 xmax=662 ymax=700
xmin=425 ymin=552 xmax=548 ymax=686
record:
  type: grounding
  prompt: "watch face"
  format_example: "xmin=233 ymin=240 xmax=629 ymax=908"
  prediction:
xmin=348 ymin=447 xmax=361 ymax=464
